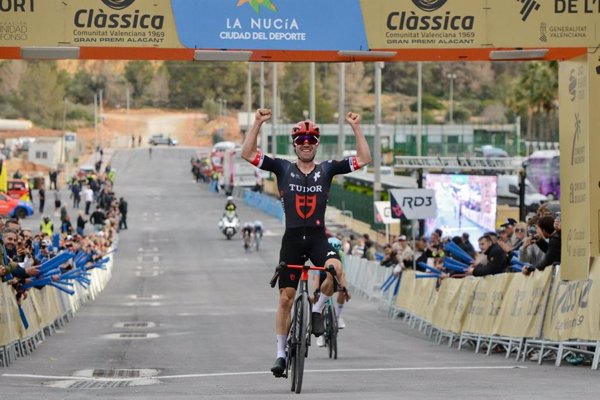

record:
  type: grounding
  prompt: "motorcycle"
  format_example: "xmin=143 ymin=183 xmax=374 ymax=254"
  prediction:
xmin=219 ymin=211 xmax=239 ymax=240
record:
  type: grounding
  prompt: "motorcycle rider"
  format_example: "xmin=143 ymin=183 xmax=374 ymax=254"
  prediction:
xmin=219 ymin=196 xmax=239 ymax=238
xmin=224 ymin=196 xmax=237 ymax=216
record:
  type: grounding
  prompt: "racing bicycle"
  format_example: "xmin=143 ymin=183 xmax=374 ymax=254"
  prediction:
xmin=254 ymin=231 xmax=261 ymax=251
xmin=243 ymin=232 xmax=252 ymax=253
xmin=269 ymin=262 xmax=341 ymax=394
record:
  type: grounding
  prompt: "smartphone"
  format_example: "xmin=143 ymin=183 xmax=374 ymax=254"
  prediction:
xmin=555 ymin=211 xmax=561 ymax=222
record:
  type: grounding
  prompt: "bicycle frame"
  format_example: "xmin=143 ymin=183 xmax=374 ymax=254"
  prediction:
xmin=269 ymin=262 xmax=340 ymax=393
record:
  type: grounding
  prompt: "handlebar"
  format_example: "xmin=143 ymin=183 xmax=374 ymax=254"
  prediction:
xmin=269 ymin=262 xmax=286 ymax=288
xmin=269 ymin=262 xmax=343 ymax=290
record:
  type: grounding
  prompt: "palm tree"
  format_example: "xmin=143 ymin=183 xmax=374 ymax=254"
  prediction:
xmin=507 ymin=62 xmax=558 ymax=144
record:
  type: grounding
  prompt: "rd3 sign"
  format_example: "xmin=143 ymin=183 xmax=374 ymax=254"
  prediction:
xmin=389 ymin=189 xmax=437 ymax=220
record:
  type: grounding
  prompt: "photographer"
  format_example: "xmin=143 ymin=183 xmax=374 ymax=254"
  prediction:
xmin=522 ymin=214 xmax=561 ymax=275
xmin=519 ymin=216 xmax=545 ymax=266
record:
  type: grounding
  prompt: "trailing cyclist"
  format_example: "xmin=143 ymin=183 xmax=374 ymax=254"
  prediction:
xmin=242 ymin=222 xmax=254 ymax=251
xmin=316 ymin=236 xmax=348 ymax=348
xmin=241 ymin=108 xmax=372 ymax=377
xmin=253 ymin=220 xmax=264 ymax=250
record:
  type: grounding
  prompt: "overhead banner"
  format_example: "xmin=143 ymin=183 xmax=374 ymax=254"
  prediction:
xmin=0 ymin=1 xmax=597 ymax=50
xmin=360 ymin=0 xmax=599 ymax=49
xmin=374 ymin=201 xmax=399 ymax=225
xmin=487 ymin=0 xmax=599 ymax=47
xmin=360 ymin=0 xmax=487 ymax=49
xmin=389 ymin=189 xmax=436 ymax=220
xmin=0 ymin=0 xmax=183 ymax=47
xmin=171 ymin=0 xmax=369 ymax=50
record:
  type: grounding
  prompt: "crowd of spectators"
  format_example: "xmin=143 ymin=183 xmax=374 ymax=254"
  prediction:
xmin=334 ymin=202 xmax=561 ymax=283
xmin=1 ymin=165 xmax=126 ymax=311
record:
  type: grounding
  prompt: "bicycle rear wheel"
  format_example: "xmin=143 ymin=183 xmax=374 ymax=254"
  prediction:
xmin=291 ymin=293 xmax=309 ymax=394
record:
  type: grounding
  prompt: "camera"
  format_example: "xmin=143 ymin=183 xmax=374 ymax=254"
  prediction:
xmin=527 ymin=226 xmax=538 ymax=239
xmin=555 ymin=211 xmax=561 ymax=222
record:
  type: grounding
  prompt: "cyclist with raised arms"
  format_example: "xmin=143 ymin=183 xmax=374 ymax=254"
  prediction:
xmin=241 ymin=108 xmax=372 ymax=377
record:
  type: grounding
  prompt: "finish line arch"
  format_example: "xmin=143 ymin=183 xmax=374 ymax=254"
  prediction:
xmin=0 ymin=0 xmax=598 ymax=280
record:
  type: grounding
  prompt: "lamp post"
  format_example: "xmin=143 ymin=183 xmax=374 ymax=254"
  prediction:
xmin=374 ymin=62 xmax=384 ymax=203
xmin=447 ymin=73 xmax=457 ymax=124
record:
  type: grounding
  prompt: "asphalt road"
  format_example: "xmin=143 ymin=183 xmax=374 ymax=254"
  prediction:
xmin=1 ymin=147 xmax=599 ymax=399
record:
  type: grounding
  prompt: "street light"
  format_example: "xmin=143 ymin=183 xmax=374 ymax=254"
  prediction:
xmin=217 ymin=98 xmax=224 ymax=116
xmin=447 ymin=73 xmax=457 ymax=124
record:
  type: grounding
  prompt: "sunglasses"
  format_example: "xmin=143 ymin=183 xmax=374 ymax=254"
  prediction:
xmin=515 ymin=228 xmax=525 ymax=232
xmin=293 ymin=135 xmax=319 ymax=146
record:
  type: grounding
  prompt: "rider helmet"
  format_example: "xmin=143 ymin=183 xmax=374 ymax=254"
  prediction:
xmin=328 ymin=237 xmax=343 ymax=253
xmin=291 ymin=120 xmax=320 ymax=137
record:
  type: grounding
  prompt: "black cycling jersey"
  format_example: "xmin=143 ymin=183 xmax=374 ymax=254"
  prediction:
xmin=251 ymin=151 xmax=360 ymax=229
xmin=242 ymin=226 xmax=253 ymax=237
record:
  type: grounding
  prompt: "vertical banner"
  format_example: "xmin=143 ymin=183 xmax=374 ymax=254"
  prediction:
xmin=449 ymin=277 xmax=479 ymax=334
xmin=543 ymin=274 xmax=593 ymax=341
xmin=374 ymin=201 xmax=399 ymax=225
xmin=588 ymin=60 xmax=600 ymax=258
xmin=569 ymin=257 xmax=600 ymax=340
xmin=461 ymin=274 xmax=512 ymax=336
xmin=559 ymin=55 xmax=590 ymax=280
xmin=396 ymin=269 xmax=417 ymax=312
xmin=431 ymin=277 xmax=463 ymax=332
xmin=494 ymin=269 xmax=551 ymax=338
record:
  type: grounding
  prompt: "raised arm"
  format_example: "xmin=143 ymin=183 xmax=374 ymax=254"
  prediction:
xmin=346 ymin=112 xmax=372 ymax=168
xmin=241 ymin=108 xmax=272 ymax=163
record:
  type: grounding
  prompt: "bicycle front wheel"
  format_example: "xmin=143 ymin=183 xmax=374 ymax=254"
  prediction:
xmin=292 ymin=293 xmax=309 ymax=394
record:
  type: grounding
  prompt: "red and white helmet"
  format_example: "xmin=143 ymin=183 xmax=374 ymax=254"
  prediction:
xmin=291 ymin=120 xmax=320 ymax=137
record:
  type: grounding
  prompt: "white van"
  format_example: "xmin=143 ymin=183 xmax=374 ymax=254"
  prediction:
xmin=496 ymin=175 xmax=548 ymax=211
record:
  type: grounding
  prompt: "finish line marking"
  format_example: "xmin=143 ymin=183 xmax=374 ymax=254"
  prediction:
xmin=3 ymin=365 xmax=526 ymax=381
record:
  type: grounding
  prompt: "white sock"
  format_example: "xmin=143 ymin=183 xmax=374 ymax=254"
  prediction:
xmin=313 ymin=293 xmax=330 ymax=314
xmin=276 ymin=335 xmax=287 ymax=359
xmin=335 ymin=303 xmax=344 ymax=318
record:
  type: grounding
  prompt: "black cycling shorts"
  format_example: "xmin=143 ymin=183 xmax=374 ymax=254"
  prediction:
xmin=278 ymin=227 xmax=341 ymax=289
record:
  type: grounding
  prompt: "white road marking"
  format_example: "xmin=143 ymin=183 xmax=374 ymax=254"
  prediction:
xmin=3 ymin=365 xmax=526 ymax=382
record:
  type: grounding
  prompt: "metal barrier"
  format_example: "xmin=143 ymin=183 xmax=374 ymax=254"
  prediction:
xmin=343 ymin=255 xmax=600 ymax=370
xmin=0 ymin=243 xmax=116 ymax=368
